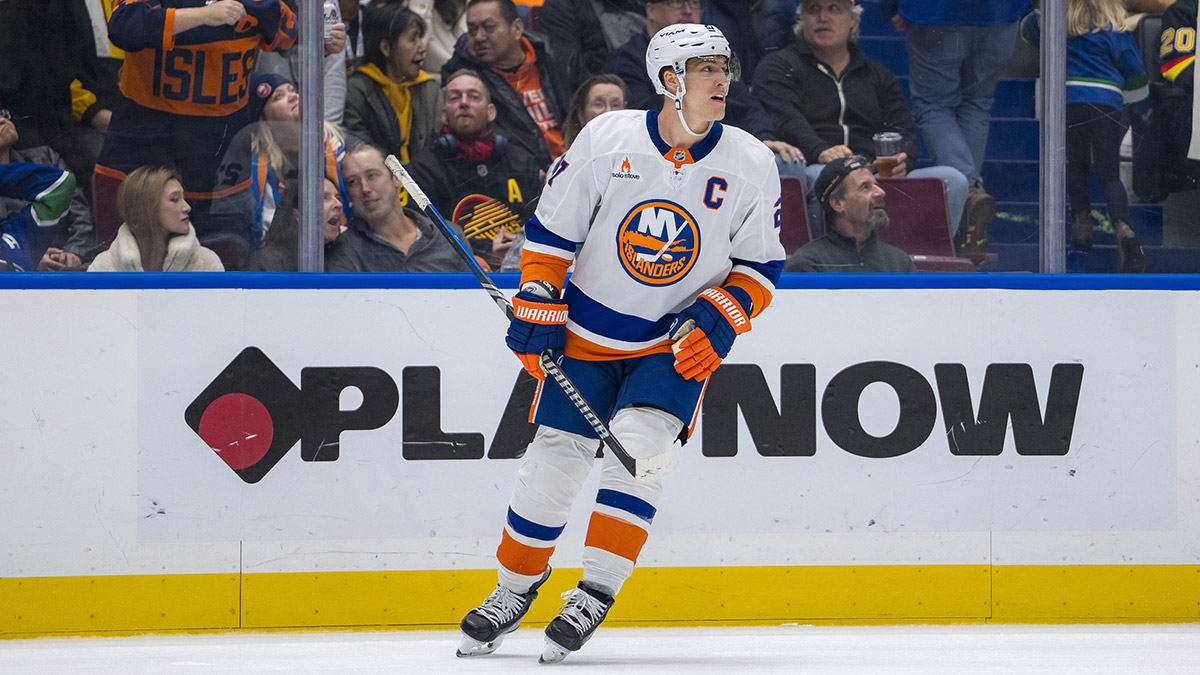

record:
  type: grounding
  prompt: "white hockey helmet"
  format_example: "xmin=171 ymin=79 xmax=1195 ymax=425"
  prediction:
xmin=645 ymin=23 xmax=740 ymax=99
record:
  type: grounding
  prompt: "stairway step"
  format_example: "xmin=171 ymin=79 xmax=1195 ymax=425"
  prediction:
xmin=990 ymin=202 xmax=1164 ymax=246
xmin=982 ymin=160 xmax=1039 ymax=202
xmin=984 ymin=242 xmax=1197 ymax=273
xmin=986 ymin=119 xmax=1040 ymax=161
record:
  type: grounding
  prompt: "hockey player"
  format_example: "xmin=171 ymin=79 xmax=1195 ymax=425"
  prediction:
xmin=456 ymin=23 xmax=785 ymax=664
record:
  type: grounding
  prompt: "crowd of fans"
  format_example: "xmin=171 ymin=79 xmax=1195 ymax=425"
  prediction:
xmin=0 ymin=0 xmax=1189 ymax=274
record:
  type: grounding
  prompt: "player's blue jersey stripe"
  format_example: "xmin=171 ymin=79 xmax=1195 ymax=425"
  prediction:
xmin=525 ymin=214 xmax=579 ymax=255
xmin=596 ymin=489 xmax=657 ymax=522
xmin=506 ymin=507 xmax=565 ymax=542
xmin=732 ymin=257 xmax=784 ymax=286
xmin=645 ymin=111 xmax=724 ymax=162
xmin=565 ymin=282 xmax=677 ymax=343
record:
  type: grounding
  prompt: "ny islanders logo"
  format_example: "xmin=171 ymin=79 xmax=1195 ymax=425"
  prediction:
xmin=616 ymin=200 xmax=700 ymax=285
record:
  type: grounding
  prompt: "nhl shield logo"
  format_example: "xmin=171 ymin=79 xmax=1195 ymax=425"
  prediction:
xmin=615 ymin=199 xmax=700 ymax=286
xmin=673 ymin=150 xmax=687 ymax=162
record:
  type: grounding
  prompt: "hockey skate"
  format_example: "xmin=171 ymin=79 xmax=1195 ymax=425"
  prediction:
xmin=539 ymin=582 xmax=615 ymax=664
xmin=456 ymin=567 xmax=551 ymax=658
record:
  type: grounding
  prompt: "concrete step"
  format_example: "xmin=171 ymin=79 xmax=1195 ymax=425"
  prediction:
xmin=984 ymin=242 xmax=1198 ymax=274
xmin=990 ymin=202 xmax=1165 ymax=247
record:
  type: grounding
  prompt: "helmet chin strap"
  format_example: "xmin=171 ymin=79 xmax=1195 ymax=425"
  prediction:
xmin=668 ymin=73 xmax=712 ymax=139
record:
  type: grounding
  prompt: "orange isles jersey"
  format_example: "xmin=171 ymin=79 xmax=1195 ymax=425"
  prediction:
xmin=108 ymin=0 xmax=298 ymax=116
xmin=523 ymin=109 xmax=785 ymax=361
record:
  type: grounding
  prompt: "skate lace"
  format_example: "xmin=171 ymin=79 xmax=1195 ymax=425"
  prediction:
xmin=475 ymin=586 xmax=526 ymax=626
xmin=556 ymin=588 xmax=607 ymax=635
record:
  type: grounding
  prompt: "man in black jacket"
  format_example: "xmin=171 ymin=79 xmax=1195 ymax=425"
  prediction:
xmin=602 ymin=0 xmax=805 ymax=169
xmin=441 ymin=0 xmax=571 ymax=167
xmin=407 ymin=70 xmax=544 ymax=268
xmin=754 ymin=0 xmax=972 ymax=243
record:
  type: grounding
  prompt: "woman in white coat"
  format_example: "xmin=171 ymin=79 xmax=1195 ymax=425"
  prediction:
xmin=89 ymin=166 xmax=224 ymax=272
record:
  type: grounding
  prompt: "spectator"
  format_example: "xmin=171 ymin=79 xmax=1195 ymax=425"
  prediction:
xmin=326 ymin=142 xmax=470 ymax=272
xmin=442 ymin=0 xmax=571 ymax=166
xmin=562 ymin=74 xmax=630 ymax=148
xmin=345 ymin=4 xmax=443 ymax=163
xmin=93 ymin=0 xmax=301 ymax=256
xmin=0 ymin=0 xmax=100 ymax=185
xmin=246 ymin=176 xmax=345 ymax=272
xmin=539 ymin=0 xmax=645 ymax=92
xmin=754 ymin=0 xmax=968 ymax=240
xmin=1156 ymin=0 xmax=1198 ymax=184
xmin=401 ymin=0 xmax=470 ymax=80
xmin=1022 ymin=1 xmax=1147 ymax=272
xmin=495 ymin=73 xmax=628 ymax=273
xmin=70 ymin=0 xmax=124 ymax=201
xmin=0 ymin=109 xmax=96 ymax=271
xmin=603 ymin=0 xmax=806 ymax=171
xmin=89 ymin=165 xmax=224 ymax=272
xmin=881 ymin=0 xmax=1031 ymax=254
xmin=407 ymin=70 xmax=544 ymax=268
xmin=702 ymin=0 xmax=799 ymax=84
xmin=0 ymin=161 xmax=76 ymax=273
xmin=213 ymin=73 xmax=353 ymax=262
xmin=254 ymin=8 xmax=349 ymax=124
xmin=785 ymin=155 xmax=916 ymax=273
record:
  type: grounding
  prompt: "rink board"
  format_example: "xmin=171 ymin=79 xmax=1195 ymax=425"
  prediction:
xmin=1 ymin=274 xmax=1199 ymax=635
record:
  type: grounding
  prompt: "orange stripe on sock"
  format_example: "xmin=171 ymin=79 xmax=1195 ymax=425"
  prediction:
xmin=497 ymin=530 xmax=554 ymax=576
xmin=583 ymin=512 xmax=648 ymax=563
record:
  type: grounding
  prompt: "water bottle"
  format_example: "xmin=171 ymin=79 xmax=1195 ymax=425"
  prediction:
xmin=323 ymin=0 xmax=340 ymax=45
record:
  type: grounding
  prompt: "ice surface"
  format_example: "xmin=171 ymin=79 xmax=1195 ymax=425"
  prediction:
xmin=2 ymin=624 xmax=1198 ymax=675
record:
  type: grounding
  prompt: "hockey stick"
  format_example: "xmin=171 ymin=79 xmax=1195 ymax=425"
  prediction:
xmin=383 ymin=155 xmax=676 ymax=480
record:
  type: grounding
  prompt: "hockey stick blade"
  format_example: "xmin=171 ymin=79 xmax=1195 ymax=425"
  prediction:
xmin=383 ymin=154 xmax=651 ymax=480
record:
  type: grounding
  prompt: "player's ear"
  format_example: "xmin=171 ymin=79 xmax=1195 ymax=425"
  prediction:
xmin=380 ymin=39 xmax=392 ymax=60
xmin=486 ymin=103 xmax=496 ymax=123
xmin=511 ymin=17 xmax=524 ymax=36
xmin=661 ymin=69 xmax=680 ymax=96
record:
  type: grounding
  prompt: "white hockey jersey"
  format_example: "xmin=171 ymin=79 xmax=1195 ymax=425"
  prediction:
xmin=522 ymin=109 xmax=785 ymax=361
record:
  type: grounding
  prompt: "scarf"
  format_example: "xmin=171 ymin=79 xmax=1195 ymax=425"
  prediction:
xmin=442 ymin=124 xmax=497 ymax=163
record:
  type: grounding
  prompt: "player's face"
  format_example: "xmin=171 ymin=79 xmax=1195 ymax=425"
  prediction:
xmin=443 ymin=74 xmax=495 ymax=137
xmin=322 ymin=178 xmax=343 ymax=244
xmin=263 ymin=83 xmax=300 ymax=122
xmin=801 ymin=0 xmax=856 ymax=52
xmin=645 ymin=0 xmax=700 ymax=33
xmin=581 ymin=83 xmax=625 ymax=127
xmin=466 ymin=2 xmax=523 ymax=67
xmin=832 ymin=168 xmax=887 ymax=231
xmin=157 ymin=179 xmax=192 ymax=235
xmin=681 ymin=56 xmax=728 ymax=122
xmin=386 ymin=22 xmax=427 ymax=82
xmin=342 ymin=148 xmax=400 ymax=223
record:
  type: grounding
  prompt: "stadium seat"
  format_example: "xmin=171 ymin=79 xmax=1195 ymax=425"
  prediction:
xmin=778 ymin=176 xmax=811 ymax=255
xmin=875 ymin=177 xmax=978 ymax=272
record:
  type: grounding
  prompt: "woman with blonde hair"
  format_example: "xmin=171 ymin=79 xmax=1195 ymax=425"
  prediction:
xmin=89 ymin=166 xmax=224 ymax=272
xmin=1023 ymin=0 xmax=1148 ymax=271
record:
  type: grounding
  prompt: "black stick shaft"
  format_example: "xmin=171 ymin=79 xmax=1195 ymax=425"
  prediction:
xmin=384 ymin=155 xmax=639 ymax=478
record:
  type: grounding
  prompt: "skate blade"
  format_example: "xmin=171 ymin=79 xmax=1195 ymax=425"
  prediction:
xmin=456 ymin=632 xmax=503 ymax=657
xmin=538 ymin=639 xmax=571 ymax=664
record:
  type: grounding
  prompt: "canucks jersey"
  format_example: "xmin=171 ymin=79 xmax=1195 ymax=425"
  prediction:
xmin=522 ymin=109 xmax=785 ymax=361
xmin=108 ymin=0 xmax=298 ymax=117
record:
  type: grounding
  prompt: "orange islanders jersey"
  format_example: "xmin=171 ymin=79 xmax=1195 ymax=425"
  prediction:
xmin=522 ymin=109 xmax=785 ymax=362
xmin=108 ymin=0 xmax=298 ymax=117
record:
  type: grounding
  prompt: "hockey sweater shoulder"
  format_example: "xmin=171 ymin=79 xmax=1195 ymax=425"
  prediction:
xmin=526 ymin=109 xmax=784 ymax=360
